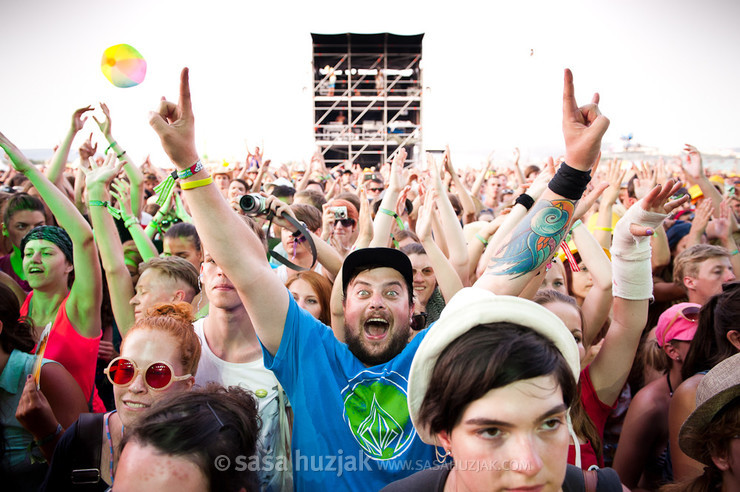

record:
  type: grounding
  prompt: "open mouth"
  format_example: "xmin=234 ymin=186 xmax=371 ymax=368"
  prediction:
xmin=364 ymin=317 xmax=390 ymax=340
xmin=28 ymin=267 xmax=44 ymax=274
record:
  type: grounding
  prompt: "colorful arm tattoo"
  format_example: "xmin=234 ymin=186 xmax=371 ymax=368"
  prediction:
xmin=486 ymin=199 xmax=574 ymax=278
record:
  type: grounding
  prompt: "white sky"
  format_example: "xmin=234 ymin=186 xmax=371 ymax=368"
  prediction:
xmin=2 ymin=0 xmax=739 ymax=168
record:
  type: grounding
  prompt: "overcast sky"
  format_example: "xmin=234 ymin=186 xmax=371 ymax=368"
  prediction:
xmin=2 ymin=0 xmax=739 ymax=168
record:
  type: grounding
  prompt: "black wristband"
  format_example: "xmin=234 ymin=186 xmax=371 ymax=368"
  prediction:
xmin=514 ymin=193 xmax=535 ymax=210
xmin=547 ymin=162 xmax=592 ymax=200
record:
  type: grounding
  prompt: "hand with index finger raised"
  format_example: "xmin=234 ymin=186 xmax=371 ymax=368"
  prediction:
xmin=149 ymin=68 xmax=199 ymax=169
xmin=562 ymin=69 xmax=610 ymax=172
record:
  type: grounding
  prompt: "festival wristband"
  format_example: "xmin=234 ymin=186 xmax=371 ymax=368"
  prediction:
xmin=475 ymin=233 xmax=489 ymax=247
xmin=105 ymin=141 xmax=117 ymax=154
xmin=594 ymin=226 xmax=613 ymax=232
xmin=177 ymin=160 xmax=204 ymax=179
xmin=570 ymin=219 xmax=583 ymax=231
xmin=731 ymin=249 xmax=739 ymax=256
xmin=89 ymin=200 xmax=122 ymax=219
xmin=379 ymin=207 xmax=405 ymax=230
xmin=116 ymin=150 xmax=127 ymax=159
xmin=181 ymin=176 xmax=214 ymax=190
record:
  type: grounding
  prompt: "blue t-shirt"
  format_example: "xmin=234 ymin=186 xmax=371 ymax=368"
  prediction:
xmin=262 ymin=294 xmax=436 ymax=491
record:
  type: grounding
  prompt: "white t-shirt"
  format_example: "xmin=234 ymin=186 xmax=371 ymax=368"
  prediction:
xmin=193 ymin=318 xmax=290 ymax=491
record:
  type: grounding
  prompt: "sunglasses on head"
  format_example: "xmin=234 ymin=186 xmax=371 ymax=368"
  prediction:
xmin=336 ymin=218 xmax=356 ymax=227
xmin=104 ymin=357 xmax=191 ymax=391
xmin=663 ymin=305 xmax=701 ymax=338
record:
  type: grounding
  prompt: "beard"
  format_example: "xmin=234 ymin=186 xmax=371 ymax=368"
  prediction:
xmin=345 ymin=323 xmax=411 ymax=367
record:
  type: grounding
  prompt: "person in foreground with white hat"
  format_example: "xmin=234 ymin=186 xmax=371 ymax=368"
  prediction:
xmin=382 ymin=289 xmax=623 ymax=492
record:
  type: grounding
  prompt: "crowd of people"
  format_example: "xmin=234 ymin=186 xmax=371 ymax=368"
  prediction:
xmin=0 ymin=67 xmax=738 ymax=492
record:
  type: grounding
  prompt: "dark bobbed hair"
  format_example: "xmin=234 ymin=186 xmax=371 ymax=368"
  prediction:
xmin=682 ymin=281 xmax=740 ymax=380
xmin=0 ymin=284 xmax=35 ymax=353
xmin=285 ymin=270 xmax=332 ymax=325
xmin=164 ymin=222 xmax=202 ymax=254
xmin=120 ymin=384 xmax=260 ymax=492
xmin=2 ymin=192 xmax=45 ymax=226
xmin=419 ymin=323 xmax=577 ymax=437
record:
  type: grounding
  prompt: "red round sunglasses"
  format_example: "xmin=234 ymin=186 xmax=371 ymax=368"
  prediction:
xmin=104 ymin=357 xmax=191 ymax=391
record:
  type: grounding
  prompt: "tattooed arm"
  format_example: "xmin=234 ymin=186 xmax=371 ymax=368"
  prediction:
xmin=474 ymin=69 xmax=610 ymax=295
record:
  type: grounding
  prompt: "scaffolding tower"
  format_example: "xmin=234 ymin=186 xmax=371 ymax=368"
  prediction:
xmin=311 ymin=33 xmax=423 ymax=169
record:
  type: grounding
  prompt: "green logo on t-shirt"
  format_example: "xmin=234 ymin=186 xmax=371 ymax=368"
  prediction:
xmin=342 ymin=371 xmax=415 ymax=461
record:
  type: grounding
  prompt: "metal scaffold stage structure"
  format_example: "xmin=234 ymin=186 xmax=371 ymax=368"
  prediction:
xmin=311 ymin=32 xmax=424 ymax=169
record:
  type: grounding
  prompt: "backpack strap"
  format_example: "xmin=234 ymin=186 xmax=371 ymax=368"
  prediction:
xmin=583 ymin=469 xmax=598 ymax=492
xmin=70 ymin=412 xmax=105 ymax=485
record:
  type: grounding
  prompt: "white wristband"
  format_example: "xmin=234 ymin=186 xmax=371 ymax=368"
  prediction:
xmin=611 ymin=199 xmax=667 ymax=300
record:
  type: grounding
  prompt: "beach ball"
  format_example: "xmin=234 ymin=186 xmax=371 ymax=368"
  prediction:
xmin=101 ymin=44 xmax=146 ymax=88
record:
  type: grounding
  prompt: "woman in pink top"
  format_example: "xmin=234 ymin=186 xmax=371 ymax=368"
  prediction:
xmin=0 ymin=131 xmax=103 ymax=411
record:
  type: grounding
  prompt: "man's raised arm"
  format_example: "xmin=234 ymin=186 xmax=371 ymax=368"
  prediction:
xmin=475 ymin=69 xmax=610 ymax=295
xmin=149 ymin=68 xmax=288 ymax=355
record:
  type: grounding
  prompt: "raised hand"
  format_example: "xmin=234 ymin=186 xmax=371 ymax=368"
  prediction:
xmin=562 ymin=69 xmax=610 ymax=171
xmin=71 ymin=106 xmax=94 ymax=133
xmin=79 ymin=133 xmax=97 ymax=165
xmin=148 ymin=68 xmax=199 ymax=168
xmin=527 ymin=156 xmax=556 ymax=200
xmin=682 ymin=144 xmax=704 ymax=181
xmin=415 ymin=189 xmax=436 ymax=242
xmin=92 ymin=102 xmax=113 ymax=139
xmin=111 ymin=178 xmax=134 ymax=218
xmin=603 ymin=159 xmax=627 ymax=205
xmin=84 ymin=152 xmax=123 ymax=190
xmin=387 ymin=147 xmax=407 ymax=193
xmin=0 ymin=130 xmax=34 ymax=174
xmin=629 ymin=179 xmax=689 ymax=236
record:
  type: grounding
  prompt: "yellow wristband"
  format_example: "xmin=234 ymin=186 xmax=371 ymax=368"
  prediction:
xmin=594 ymin=226 xmax=613 ymax=232
xmin=180 ymin=176 xmax=213 ymax=190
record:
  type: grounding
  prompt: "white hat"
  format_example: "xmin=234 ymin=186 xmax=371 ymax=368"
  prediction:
xmin=407 ymin=287 xmax=581 ymax=445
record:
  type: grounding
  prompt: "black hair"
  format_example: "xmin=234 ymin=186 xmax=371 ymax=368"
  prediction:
xmin=2 ymin=193 xmax=44 ymax=226
xmin=120 ymin=384 xmax=261 ymax=492
xmin=419 ymin=323 xmax=576 ymax=437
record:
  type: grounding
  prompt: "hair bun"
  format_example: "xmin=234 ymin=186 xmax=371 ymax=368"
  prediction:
xmin=146 ymin=302 xmax=195 ymax=324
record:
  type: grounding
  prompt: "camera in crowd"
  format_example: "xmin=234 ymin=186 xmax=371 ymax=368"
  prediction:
xmin=239 ymin=194 xmax=268 ymax=216
xmin=332 ymin=206 xmax=348 ymax=220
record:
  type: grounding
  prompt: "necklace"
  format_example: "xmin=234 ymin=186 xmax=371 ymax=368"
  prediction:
xmin=666 ymin=372 xmax=674 ymax=397
xmin=105 ymin=410 xmax=124 ymax=485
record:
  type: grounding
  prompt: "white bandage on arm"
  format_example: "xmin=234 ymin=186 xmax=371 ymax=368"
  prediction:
xmin=610 ymin=200 xmax=667 ymax=300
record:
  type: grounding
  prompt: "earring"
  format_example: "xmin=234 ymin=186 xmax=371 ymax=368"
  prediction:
xmin=435 ymin=446 xmax=451 ymax=465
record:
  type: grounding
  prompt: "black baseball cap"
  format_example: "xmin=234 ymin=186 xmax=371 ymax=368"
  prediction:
xmin=342 ymin=247 xmax=413 ymax=299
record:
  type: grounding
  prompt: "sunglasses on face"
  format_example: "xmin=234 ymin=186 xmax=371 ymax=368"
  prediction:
xmin=367 ymin=187 xmax=383 ymax=193
xmin=104 ymin=357 xmax=191 ymax=391
xmin=336 ymin=218 xmax=356 ymax=227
